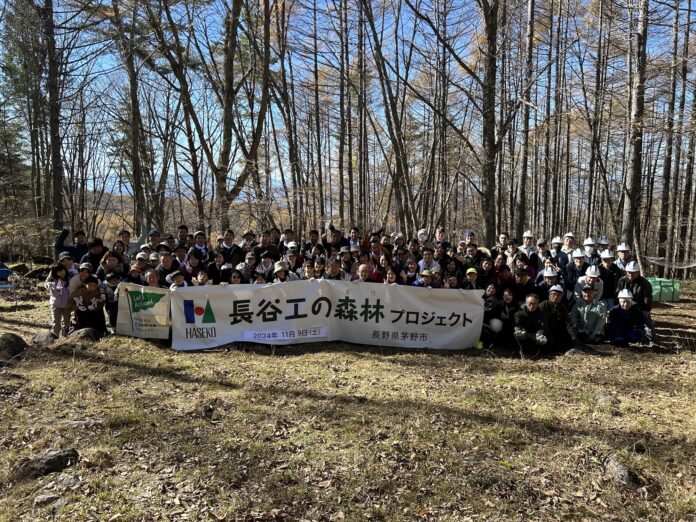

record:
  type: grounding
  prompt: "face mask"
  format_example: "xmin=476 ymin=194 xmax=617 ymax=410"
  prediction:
xmin=585 ymin=246 xmax=593 ymax=255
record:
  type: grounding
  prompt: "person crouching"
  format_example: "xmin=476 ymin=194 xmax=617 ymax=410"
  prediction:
xmin=513 ymin=294 xmax=549 ymax=359
xmin=608 ymin=289 xmax=646 ymax=346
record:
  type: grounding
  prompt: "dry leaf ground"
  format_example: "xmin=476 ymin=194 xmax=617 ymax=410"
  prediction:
xmin=0 ymin=281 xmax=695 ymax=521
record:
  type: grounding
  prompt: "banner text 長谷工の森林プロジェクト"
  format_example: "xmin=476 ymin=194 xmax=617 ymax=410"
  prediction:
xmin=166 ymin=280 xmax=484 ymax=351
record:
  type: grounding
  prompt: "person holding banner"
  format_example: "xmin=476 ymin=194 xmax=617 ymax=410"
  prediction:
xmin=272 ymin=261 xmax=299 ymax=283
xmin=300 ymin=259 xmax=316 ymax=280
xmin=412 ymin=269 xmax=434 ymax=288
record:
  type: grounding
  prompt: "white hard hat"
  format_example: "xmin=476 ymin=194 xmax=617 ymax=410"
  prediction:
xmin=583 ymin=237 xmax=595 ymax=246
xmin=600 ymin=249 xmax=614 ymax=258
xmin=564 ymin=232 xmax=575 ymax=239
xmin=598 ymin=236 xmax=609 ymax=244
xmin=586 ymin=265 xmax=601 ymax=277
xmin=542 ymin=267 xmax=557 ymax=277
xmin=616 ymin=243 xmax=631 ymax=252
xmin=549 ymin=284 xmax=564 ymax=294
xmin=489 ymin=318 xmax=503 ymax=333
xmin=551 ymin=236 xmax=562 ymax=244
xmin=523 ymin=230 xmax=534 ymax=238
xmin=625 ymin=261 xmax=640 ymax=272
xmin=572 ymin=248 xmax=585 ymax=258
xmin=618 ymin=289 xmax=634 ymax=299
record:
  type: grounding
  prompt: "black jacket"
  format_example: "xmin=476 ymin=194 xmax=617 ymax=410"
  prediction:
xmin=539 ymin=300 xmax=574 ymax=345
xmin=514 ymin=306 xmax=549 ymax=337
xmin=55 ymin=229 xmax=89 ymax=261
xmin=617 ymin=276 xmax=653 ymax=312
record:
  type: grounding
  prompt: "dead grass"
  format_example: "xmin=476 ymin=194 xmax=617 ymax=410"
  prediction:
xmin=0 ymin=282 xmax=695 ymax=520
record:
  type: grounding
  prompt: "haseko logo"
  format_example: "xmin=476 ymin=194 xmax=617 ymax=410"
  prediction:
xmin=184 ymin=299 xmax=216 ymax=324
xmin=183 ymin=299 xmax=217 ymax=340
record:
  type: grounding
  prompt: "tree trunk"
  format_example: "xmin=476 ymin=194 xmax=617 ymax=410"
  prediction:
xmin=514 ymin=0 xmax=535 ymax=240
xmin=43 ymin=0 xmax=63 ymax=229
xmin=621 ymin=0 xmax=648 ymax=247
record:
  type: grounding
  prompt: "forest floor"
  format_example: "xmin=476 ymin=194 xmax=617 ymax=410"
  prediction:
xmin=0 ymin=279 xmax=695 ymax=521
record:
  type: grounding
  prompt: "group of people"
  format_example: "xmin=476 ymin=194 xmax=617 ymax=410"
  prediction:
xmin=46 ymin=224 xmax=655 ymax=356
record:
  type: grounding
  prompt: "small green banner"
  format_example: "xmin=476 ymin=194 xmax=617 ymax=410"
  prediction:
xmin=128 ymin=291 xmax=166 ymax=313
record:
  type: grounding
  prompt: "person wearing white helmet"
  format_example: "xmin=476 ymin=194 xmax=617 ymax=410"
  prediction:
xmin=563 ymin=248 xmax=588 ymax=299
xmin=535 ymin=266 xmax=563 ymax=303
xmin=561 ymin=232 xmax=576 ymax=255
xmin=535 ymin=257 xmax=563 ymax=285
xmin=540 ymin=284 xmax=576 ymax=351
xmin=608 ymin=289 xmax=647 ymax=346
xmin=550 ymin=236 xmax=569 ymax=269
xmin=570 ymin=285 xmax=607 ymax=344
xmin=582 ymin=237 xmax=601 ymax=266
xmin=519 ymin=230 xmax=537 ymax=258
xmin=615 ymin=243 xmax=633 ymax=271
xmin=616 ymin=261 xmax=654 ymax=339
xmin=599 ymin=249 xmax=622 ymax=308
xmin=574 ymin=264 xmax=604 ymax=301
xmin=597 ymin=236 xmax=610 ymax=250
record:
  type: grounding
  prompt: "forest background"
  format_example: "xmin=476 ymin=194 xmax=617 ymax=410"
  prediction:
xmin=0 ymin=0 xmax=694 ymax=277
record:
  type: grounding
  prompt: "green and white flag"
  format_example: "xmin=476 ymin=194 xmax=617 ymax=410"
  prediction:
xmin=115 ymin=283 xmax=170 ymax=339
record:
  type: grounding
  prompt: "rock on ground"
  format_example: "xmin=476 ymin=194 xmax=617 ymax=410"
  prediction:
xmin=33 ymin=494 xmax=61 ymax=507
xmin=25 ymin=266 xmax=51 ymax=280
xmin=10 ymin=448 xmax=79 ymax=482
xmin=604 ymin=453 xmax=642 ymax=489
xmin=32 ymin=331 xmax=56 ymax=347
xmin=7 ymin=263 xmax=28 ymax=275
xmin=0 ymin=333 xmax=27 ymax=366
xmin=68 ymin=328 xmax=98 ymax=342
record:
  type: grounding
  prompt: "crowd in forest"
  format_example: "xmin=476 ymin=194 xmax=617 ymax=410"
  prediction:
xmin=43 ymin=223 xmax=655 ymax=358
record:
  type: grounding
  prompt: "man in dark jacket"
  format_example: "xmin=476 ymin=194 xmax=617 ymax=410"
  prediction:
xmin=539 ymin=285 xmax=575 ymax=351
xmin=156 ymin=251 xmax=181 ymax=286
xmin=550 ymin=236 xmax=569 ymax=269
xmin=79 ymin=238 xmax=108 ymax=270
xmin=599 ymin=249 xmax=623 ymax=308
xmin=512 ymin=268 xmax=537 ymax=304
xmin=55 ymin=229 xmax=89 ymax=261
xmin=217 ymin=229 xmax=244 ymax=266
xmin=616 ymin=261 xmax=654 ymax=339
xmin=563 ymin=249 xmax=588 ymax=300
xmin=514 ymin=294 xmax=549 ymax=359
xmin=253 ymin=230 xmax=280 ymax=262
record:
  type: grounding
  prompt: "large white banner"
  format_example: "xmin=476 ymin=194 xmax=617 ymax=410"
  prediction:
xmin=170 ymin=280 xmax=484 ymax=351
xmin=115 ymin=283 xmax=171 ymax=339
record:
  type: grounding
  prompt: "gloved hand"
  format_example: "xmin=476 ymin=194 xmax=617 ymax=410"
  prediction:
xmin=514 ymin=328 xmax=527 ymax=340
xmin=535 ymin=331 xmax=547 ymax=345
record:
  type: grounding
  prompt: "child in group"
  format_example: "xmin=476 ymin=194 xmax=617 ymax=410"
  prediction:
xmin=193 ymin=270 xmax=212 ymax=286
xmin=103 ymin=272 xmax=121 ymax=331
xmin=169 ymin=270 xmax=188 ymax=290
xmin=71 ymin=275 xmax=107 ymax=337
xmin=46 ymin=263 xmax=72 ymax=338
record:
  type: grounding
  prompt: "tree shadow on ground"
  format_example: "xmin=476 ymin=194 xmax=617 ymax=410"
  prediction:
xmin=24 ymin=343 xmax=696 ymax=462
xmin=0 ymin=316 xmax=50 ymax=328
